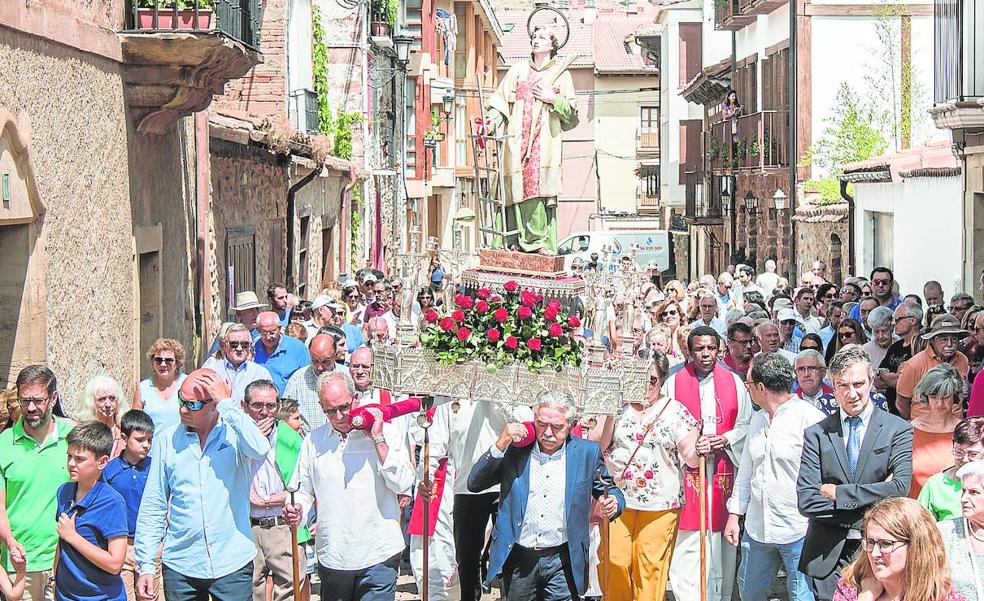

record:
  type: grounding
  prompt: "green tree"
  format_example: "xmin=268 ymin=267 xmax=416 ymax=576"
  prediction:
xmin=803 ymin=83 xmax=887 ymax=203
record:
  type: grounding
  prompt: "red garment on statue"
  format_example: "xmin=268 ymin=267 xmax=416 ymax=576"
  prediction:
xmin=673 ymin=364 xmax=738 ymax=532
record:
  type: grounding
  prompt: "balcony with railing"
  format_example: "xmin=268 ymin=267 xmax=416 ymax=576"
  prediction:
xmin=714 ymin=0 xmax=756 ymax=31
xmin=705 ymin=110 xmax=788 ymax=173
xmin=289 ymin=89 xmax=320 ymax=134
xmin=930 ymin=0 xmax=984 ymax=130
xmin=684 ymin=170 xmax=724 ymax=224
xmin=637 ymin=128 xmax=660 ymax=157
xmin=120 ymin=0 xmax=263 ymax=134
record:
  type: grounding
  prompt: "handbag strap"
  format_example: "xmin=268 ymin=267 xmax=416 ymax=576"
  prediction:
xmin=622 ymin=397 xmax=675 ymax=471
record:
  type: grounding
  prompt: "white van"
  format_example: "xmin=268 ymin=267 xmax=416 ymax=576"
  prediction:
xmin=556 ymin=230 xmax=670 ymax=272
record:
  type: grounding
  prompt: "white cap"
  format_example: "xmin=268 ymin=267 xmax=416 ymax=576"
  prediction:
xmin=310 ymin=295 xmax=334 ymax=311
xmin=777 ymin=308 xmax=802 ymax=324
xmin=362 ymin=273 xmax=378 ymax=284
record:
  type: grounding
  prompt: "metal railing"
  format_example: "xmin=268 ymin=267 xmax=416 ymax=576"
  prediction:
xmin=705 ymin=110 xmax=788 ymax=172
xmin=639 ymin=192 xmax=660 ymax=207
xmin=126 ymin=0 xmax=261 ymax=49
xmin=933 ymin=0 xmax=984 ymax=102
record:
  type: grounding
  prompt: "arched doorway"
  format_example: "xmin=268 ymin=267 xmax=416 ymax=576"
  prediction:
xmin=0 ymin=109 xmax=46 ymax=388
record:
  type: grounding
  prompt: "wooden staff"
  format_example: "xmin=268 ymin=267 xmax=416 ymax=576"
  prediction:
xmin=699 ymin=457 xmax=708 ymax=601
xmin=596 ymin=468 xmax=610 ymax=599
xmin=421 ymin=418 xmax=431 ymax=601
xmin=286 ymin=484 xmax=302 ymax=600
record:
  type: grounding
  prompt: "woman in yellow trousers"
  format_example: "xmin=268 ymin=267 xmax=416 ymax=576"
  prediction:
xmin=589 ymin=350 xmax=701 ymax=601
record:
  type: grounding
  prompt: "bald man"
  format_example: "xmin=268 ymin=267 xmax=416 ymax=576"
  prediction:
xmin=254 ymin=311 xmax=311 ymax=394
xmin=135 ymin=369 xmax=270 ymax=601
xmin=284 ymin=334 xmax=339 ymax=432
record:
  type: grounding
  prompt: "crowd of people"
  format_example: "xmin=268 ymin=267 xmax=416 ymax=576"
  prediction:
xmin=2 ymin=262 xmax=984 ymax=601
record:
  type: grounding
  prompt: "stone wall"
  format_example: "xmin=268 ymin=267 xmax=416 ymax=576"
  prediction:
xmin=208 ymin=141 xmax=288 ymax=334
xmin=127 ymin=118 xmax=199 ymax=376
xmin=795 ymin=218 xmax=850 ymax=286
xmin=0 ymin=28 xmax=135 ymax=411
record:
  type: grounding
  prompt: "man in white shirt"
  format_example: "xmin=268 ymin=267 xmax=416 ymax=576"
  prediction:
xmin=695 ymin=292 xmax=728 ymax=339
xmin=468 ymin=392 xmax=623 ymax=601
xmin=203 ymin=323 xmax=273 ymax=402
xmin=661 ymin=327 xmax=753 ymax=601
xmin=724 ymin=353 xmax=824 ymax=601
xmin=793 ymin=288 xmax=822 ymax=334
xmin=755 ymin=259 xmax=781 ymax=295
xmin=283 ymin=370 xmax=414 ymax=601
xmin=283 ymin=334 xmax=339 ymax=433
xmin=242 ymin=380 xmax=306 ymax=601
xmin=755 ymin=322 xmax=797 ymax=365
xmin=450 ymin=399 xmax=533 ymax=601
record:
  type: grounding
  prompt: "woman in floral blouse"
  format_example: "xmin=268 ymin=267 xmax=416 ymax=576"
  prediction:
xmin=589 ymin=350 xmax=700 ymax=601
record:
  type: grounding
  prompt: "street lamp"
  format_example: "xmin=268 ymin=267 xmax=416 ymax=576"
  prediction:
xmin=394 ymin=34 xmax=414 ymax=68
xmin=772 ymin=188 xmax=788 ymax=213
xmin=442 ymin=89 xmax=456 ymax=119
xmin=744 ymin=190 xmax=758 ymax=215
xmin=721 ymin=188 xmax=732 ymax=217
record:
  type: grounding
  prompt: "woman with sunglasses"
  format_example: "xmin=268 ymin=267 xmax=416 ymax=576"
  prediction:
xmin=834 ymin=497 xmax=964 ymax=601
xmin=343 ymin=284 xmax=364 ymax=325
xmin=588 ymin=350 xmax=700 ymax=601
xmin=825 ymin=318 xmax=868 ymax=364
xmin=655 ymin=298 xmax=686 ymax=361
xmin=133 ymin=338 xmax=188 ymax=433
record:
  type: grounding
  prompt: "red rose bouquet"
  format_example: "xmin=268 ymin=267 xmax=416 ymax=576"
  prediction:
xmin=419 ymin=281 xmax=582 ymax=372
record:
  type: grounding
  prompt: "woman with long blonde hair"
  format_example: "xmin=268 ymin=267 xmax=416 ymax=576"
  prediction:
xmin=79 ymin=374 xmax=131 ymax=457
xmin=834 ymin=497 xmax=965 ymax=601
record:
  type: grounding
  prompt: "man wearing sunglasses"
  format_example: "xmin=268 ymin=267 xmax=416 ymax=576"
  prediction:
xmin=848 ymin=267 xmax=901 ymax=323
xmin=203 ymin=324 xmax=273 ymax=403
xmin=896 ymin=314 xmax=970 ymax=420
xmin=283 ymin=371 xmax=414 ymax=601
xmin=135 ymin=368 xmax=271 ymax=601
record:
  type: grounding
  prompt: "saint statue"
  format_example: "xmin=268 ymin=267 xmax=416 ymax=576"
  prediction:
xmin=487 ymin=25 xmax=578 ymax=256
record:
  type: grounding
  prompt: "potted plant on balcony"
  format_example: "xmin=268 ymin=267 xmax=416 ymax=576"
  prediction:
xmin=370 ymin=0 xmax=398 ymax=37
xmin=136 ymin=0 xmax=214 ymax=31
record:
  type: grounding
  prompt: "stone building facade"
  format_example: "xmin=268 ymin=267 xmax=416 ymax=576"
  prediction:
xmin=792 ymin=200 xmax=850 ymax=286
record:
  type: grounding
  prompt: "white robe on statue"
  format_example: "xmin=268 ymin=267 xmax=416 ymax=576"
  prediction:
xmin=662 ymin=370 xmax=752 ymax=601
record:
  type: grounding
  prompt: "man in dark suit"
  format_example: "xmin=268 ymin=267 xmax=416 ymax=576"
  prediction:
xmin=468 ymin=391 xmax=624 ymax=601
xmin=796 ymin=344 xmax=913 ymax=600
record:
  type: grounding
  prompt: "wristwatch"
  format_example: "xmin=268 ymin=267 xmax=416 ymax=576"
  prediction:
xmin=372 ymin=436 xmax=387 ymax=446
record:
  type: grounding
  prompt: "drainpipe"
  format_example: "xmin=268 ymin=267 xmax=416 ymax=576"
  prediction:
xmin=788 ymin=0 xmax=798 ymax=281
xmin=840 ymin=178 xmax=855 ymax=274
xmin=194 ymin=112 xmax=210 ymax=363
xmin=286 ymin=164 xmax=321 ymax=291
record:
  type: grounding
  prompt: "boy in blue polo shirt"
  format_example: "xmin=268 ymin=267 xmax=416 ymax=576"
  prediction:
xmin=102 ymin=410 xmax=155 ymax=600
xmin=55 ymin=421 xmax=127 ymax=601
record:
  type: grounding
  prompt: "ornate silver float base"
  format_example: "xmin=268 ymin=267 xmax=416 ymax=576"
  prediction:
xmin=372 ymin=345 xmax=648 ymax=415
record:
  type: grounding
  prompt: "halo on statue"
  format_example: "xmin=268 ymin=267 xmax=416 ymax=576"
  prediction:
xmin=526 ymin=5 xmax=571 ymax=50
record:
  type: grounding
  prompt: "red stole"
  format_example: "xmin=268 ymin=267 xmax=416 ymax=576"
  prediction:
xmin=675 ymin=364 xmax=739 ymax=532
xmin=407 ymin=457 xmax=448 ymax=537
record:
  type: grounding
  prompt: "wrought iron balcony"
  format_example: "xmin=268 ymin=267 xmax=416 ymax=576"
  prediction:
xmin=930 ymin=0 xmax=984 ymax=130
xmin=705 ymin=110 xmax=788 ymax=173
xmin=119 ymin=0 xmax=263 ymax=134
xmin=125 ymin=0 xmax=261 ymax=48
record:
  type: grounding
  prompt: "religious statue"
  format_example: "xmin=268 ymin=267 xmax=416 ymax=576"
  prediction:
xmin=486 ymin=24 xmax=578 ymax=256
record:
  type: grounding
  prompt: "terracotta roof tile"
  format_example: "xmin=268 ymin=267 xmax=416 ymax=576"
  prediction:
xmin=593 ymin=15 xmax=658 ymax=74
xmin=841 ymin=141 xmax=958 ymax=183
xmin=497 ymin=10 xmax=595 ymax=68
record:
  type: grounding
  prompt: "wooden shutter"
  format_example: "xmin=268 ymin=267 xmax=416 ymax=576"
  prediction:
xmin=679 ymin=119 xmax=702 ymax=180
xmin=225 ymin=226 xmax=256 ymax=313
xmin=678 ymin=23 xmax=703 ymax=88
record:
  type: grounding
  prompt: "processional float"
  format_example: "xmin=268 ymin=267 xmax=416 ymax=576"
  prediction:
xmin=368 ymin=6 xmax=709 ymax=600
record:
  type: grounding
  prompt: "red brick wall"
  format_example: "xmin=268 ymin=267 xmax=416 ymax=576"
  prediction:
xmin=213 ymin=0 xmax=287 ymax=121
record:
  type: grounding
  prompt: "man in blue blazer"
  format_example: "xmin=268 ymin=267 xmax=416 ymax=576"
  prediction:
xmin=468 ymin=391 xmax=625 ymax=601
